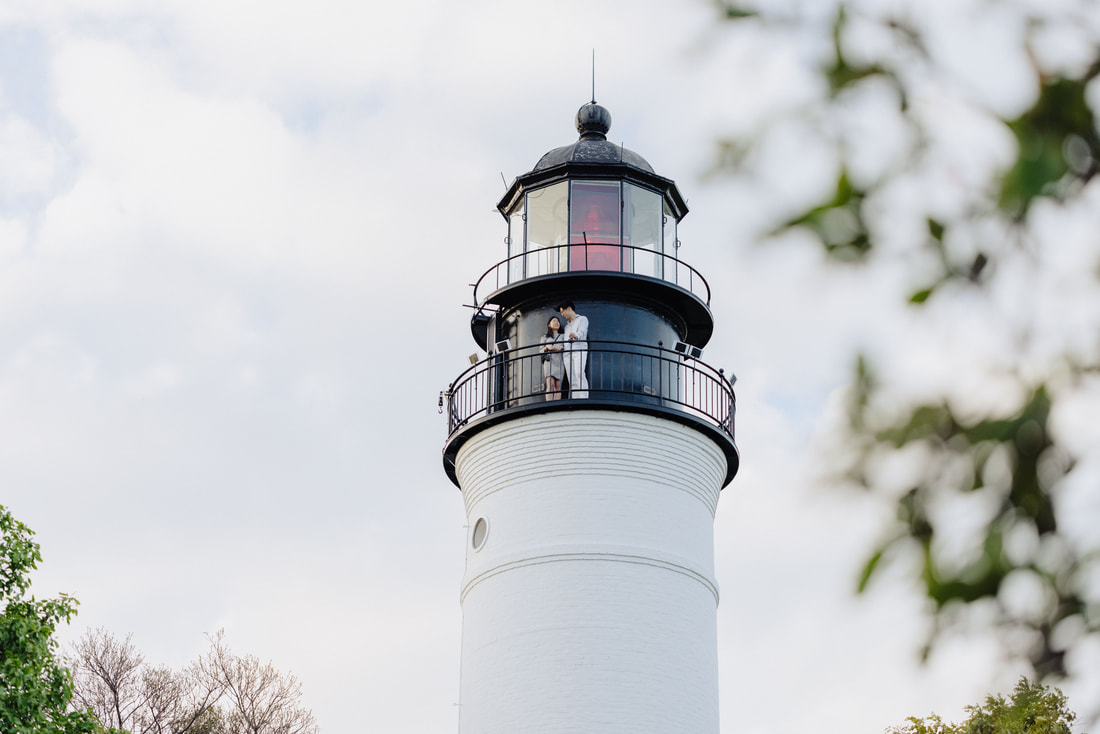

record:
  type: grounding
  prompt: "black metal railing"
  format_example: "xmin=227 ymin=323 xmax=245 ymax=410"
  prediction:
xmin=444 ymin=341 xmax=735 ymax=439
xmin=472 ymin=243 xmax=712 ymax=308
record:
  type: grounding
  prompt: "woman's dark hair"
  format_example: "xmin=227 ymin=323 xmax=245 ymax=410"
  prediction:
xmin=545 ymin=315 xmax=562 ymax=338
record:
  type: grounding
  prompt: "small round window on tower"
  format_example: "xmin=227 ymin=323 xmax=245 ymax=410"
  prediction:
xmin=471 ymin=518 xmax=488 ymax=550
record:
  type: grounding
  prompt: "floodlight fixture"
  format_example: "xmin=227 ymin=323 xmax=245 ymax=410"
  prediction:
xmin=674 ymin=341 xmax=703 ymax=359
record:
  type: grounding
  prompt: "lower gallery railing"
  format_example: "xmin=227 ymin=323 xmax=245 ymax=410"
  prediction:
xmin=445 ymin=341 xmax=735 ymax=439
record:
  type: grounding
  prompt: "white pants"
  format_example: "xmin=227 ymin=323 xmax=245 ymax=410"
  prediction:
xmin=567 ymin=347 xmax=588 ymax=398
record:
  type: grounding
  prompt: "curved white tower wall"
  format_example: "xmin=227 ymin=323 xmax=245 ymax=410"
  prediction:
xmin=455 ymin=410 xmax=727 ymax=734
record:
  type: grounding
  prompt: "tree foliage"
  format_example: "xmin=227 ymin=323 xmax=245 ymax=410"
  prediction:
xmin=888 ymin=678 xmax=1077 ymax=734
xmin=715 ymin=0 xmax=1100 ymax=692
xmin=69 ymin=628 xmax=317 ymax=734
xmin=0 ymin=505 xmax=101 ymax=734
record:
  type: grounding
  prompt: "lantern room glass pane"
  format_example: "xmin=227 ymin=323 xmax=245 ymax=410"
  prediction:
xmin=663 ymin=200 xmax=678 ymax=285
xmin=624 ymin=183 xmax=662 ymax=279
xmin=569 ymin=180 xmax=621 ymax=272
xmin=508 ymin=204 xmax=524 ymax=283
xmin=526 ymin=181 xmax=568 ymax=277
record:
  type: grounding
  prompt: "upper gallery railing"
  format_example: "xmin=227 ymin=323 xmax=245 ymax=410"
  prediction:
xmin=472 ymin=243 xmax=712 ymax=308
xmin=444 ymin=340 xmax=735 ymax=440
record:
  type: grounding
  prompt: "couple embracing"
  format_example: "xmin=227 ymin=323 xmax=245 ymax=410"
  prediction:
xmin=540 ymin=302 xmax=588 ymax=400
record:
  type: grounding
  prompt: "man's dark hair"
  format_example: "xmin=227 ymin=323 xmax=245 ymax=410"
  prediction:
xmin=558 ymin=301 xmax=575 ymax=312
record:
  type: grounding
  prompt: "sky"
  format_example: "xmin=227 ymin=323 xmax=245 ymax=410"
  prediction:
xmin=2 ymin=1 xmax=1098 ymax=732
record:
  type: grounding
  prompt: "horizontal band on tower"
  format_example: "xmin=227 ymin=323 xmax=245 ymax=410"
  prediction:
xmin=460 ymin=549 xmax=720 ymax=605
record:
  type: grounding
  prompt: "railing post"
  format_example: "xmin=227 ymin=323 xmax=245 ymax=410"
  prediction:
xmin=656 ymin=341 xmax=664 ymax=406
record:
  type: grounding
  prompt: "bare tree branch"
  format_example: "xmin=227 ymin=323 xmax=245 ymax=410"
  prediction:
xmin=69 ymin=628 xmax=234 ymax=734
xmin=202 ymin=630 xmax=317 ymax=734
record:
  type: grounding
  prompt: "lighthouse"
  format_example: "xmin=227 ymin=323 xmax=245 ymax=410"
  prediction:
xmin=441 ymin=100 xmax=739 ymax=733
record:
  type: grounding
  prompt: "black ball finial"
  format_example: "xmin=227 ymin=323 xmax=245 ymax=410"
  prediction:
xmin=576 ymin=102 xmax=611 ymax=140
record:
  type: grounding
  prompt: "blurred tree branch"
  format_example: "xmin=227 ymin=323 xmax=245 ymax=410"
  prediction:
xmin=713 ymin=0 xmax=1100 ymax=703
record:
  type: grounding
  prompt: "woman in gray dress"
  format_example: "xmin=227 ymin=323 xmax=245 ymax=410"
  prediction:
xmin=540 ymin=316 xmax=566 ymax=401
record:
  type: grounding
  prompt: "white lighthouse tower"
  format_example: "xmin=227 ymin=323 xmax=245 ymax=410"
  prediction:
xmin=442 ymin=101 xmax=739 ymax=734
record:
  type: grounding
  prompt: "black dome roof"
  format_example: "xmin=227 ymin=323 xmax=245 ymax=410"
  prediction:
xmin=531 ymin=101 xmax=654 ymax=173
xmin=497 ymin=101 xmax=686 ymax=221
xmin=532 ymin=139 xmax=655 ymax=173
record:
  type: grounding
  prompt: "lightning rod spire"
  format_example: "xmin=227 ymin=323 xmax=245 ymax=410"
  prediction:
xmin=591 ymin=49 xmax=596 ymax=103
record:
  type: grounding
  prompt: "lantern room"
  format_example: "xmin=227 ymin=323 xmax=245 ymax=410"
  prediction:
xmin=495 ymin=102 xmax=689 ymax=288
xmin=502 ymin=176 xmax=680 ymax=279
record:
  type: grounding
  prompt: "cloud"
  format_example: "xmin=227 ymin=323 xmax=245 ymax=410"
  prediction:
xmin=0 ymin=214 xmax=27 ymax=260
xmin=0 ymin=114 xmax=57 ymax=200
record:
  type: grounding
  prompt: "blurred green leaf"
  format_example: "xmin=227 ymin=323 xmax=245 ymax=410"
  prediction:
xmin=927 ymin=218 xmax=945 ymax=241
xmin=877 ymin=404 xmax=952 ymax=446
xmin=968 ymin=252 xmax=988 ymax=283
xmin=723 ymin=7 xmax=756 ymax=19
xmin=910 ymin=287 xmax=934 ymax=304
xmin=715 ymin=0 xmax=756 ymax=19
xmin=998 ymin=76 xmax=1100 ymax=217
xmin=858 ymin=548 xmax=885 ymax=592
xmin=782 ymin=170 xmax=872 ymax=259
xmin=825 ymin=7 xmax=888 ymax=96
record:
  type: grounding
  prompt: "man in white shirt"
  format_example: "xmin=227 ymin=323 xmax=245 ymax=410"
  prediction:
xmin=558 ymin=301 xmax=589 ymax=398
